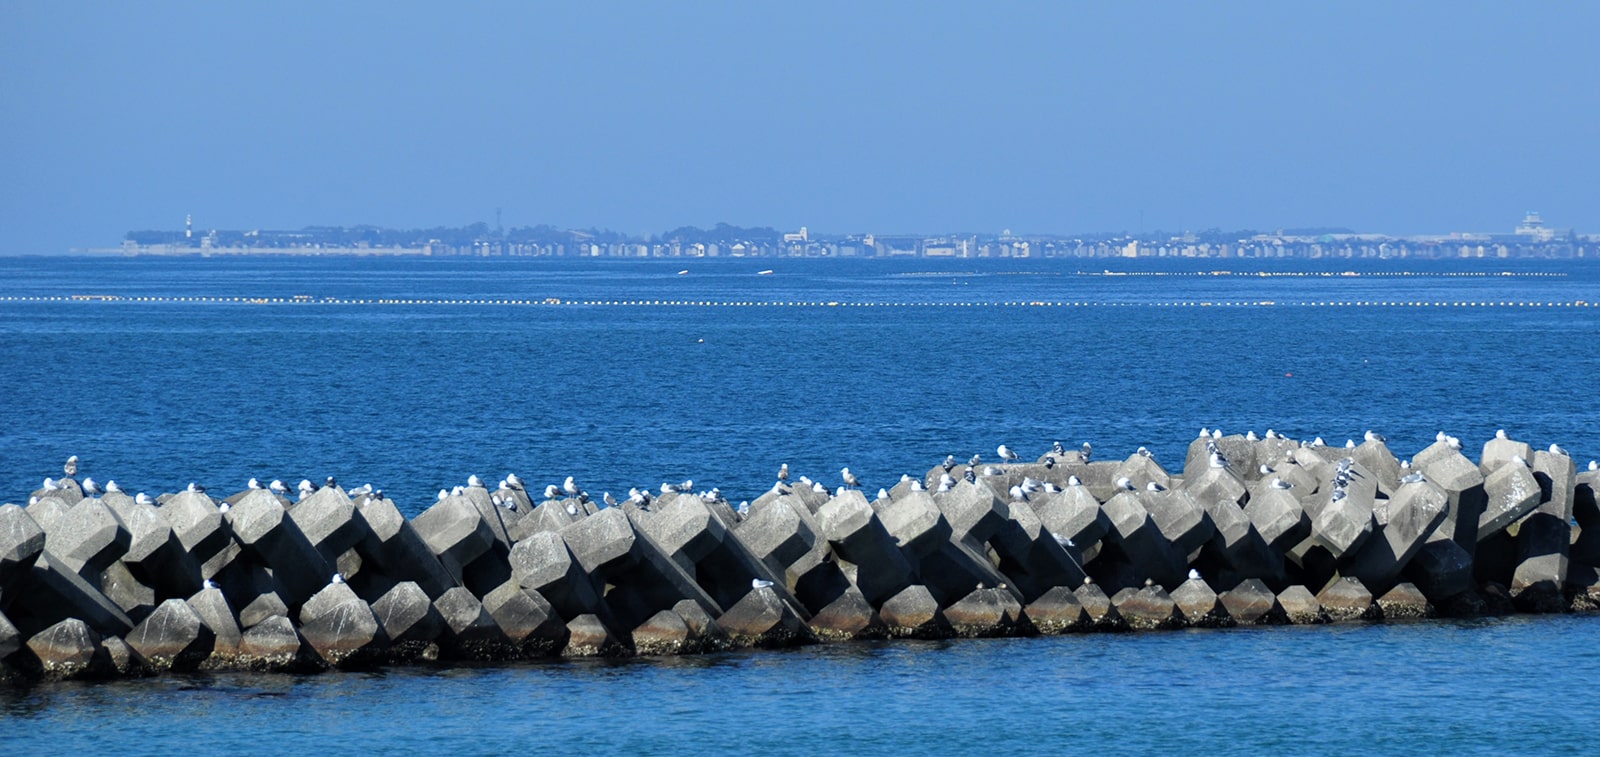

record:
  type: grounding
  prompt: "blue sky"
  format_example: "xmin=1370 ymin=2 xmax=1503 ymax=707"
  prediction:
xmin=2 ymin=2 xmax=1596 ymax=253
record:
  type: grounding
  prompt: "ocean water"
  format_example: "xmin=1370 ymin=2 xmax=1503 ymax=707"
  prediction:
xmin=2 ymin=255 xmax=1599 ymax=752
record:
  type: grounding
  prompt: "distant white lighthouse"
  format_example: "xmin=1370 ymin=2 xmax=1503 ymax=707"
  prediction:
xmin=185 ymin=213 xmax=193 ymax=240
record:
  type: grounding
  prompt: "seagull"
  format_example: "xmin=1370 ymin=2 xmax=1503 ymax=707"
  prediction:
xmin=298 ymin=480 xmax=316 ymax=499
xmin=841 ymin=468 xmax=861 ymax=489
xmin=506 ymin=473 xmax=524 ymax=490
xmin=269 ymin=479 xmax=289 ymax=495
xmin=998 ymin=445 xmax=1019 ymax=464
xmin=942 ymin=455 xmax=957 ymax=472
xmin=247 ymin=477 xmax=263 ymax=490
xmin=1446 ymin=436 xmax=1463 ymax=450
xmin=1145 ymin=578 xmax=1155 ymax=587
xmin=1364 ymin=430 xmax=1386 ymax=443
xmin=1067 ymin=475 xmax=1083 ymax=487
xmin=42 ymin=477 xmax=59 ymax=491
xmin=1008 ymin=485 xmax=1027 ymax=501
xmin=1269 ymin=478 xmax=1293 ymax=490
xmin=1209 ymin=452 xmax=1229 ymax=469
xmin=877 ymin=488 xmax=890 ymax=500
xmin=82 ymin=477 xmax=100 ymax=496
xmin=135 ymin=492 xmax=154 ymax=505
xmin=1496 ymin=429 xmax=1508 ymax=440
xmin=565 ymin=502 xmax=578 ymax=516
xmin=938 ymin=473 xmax=957 ymax=492
xmin=983 ymin=465 xmax=1004 ymax=477
xmin=1436 ymin=430 xmax=1448 ymax=443
xmin=186 ymin=482 xmax=206 ymax=494
xmin=962 ymin=469 xmax=976 ymax=484
xmin=1044 ymin=481 xmax=1062 ymax=493
xmin=813 ymin=481 xmax=828 ymax=493
xmin=1311 ymin=437 xmax=1325 ymax=447
xmin=751 ymin=578 xmax=774 ymax=589
xmin=330 ymin=572 xmax=345 ymax=585
xmin=563 ymin=476 xmax=581 ymax=497
xmin=202 ymin=578 xmax=218 ymax=590
xmin=1399 ymin=459 xmax=1411 ymax=470
xmin=603 ymin=491 xmax=618 ymax=508
xmin=1080 ymin=442 xmax=1093 ymax=462
xmin=1137 ymin=446 xmax=1152 ymax=457
xmin=910 ymin=478 xmax=926 ymax=492
xmin=1146 ymin=481 xmax=1166 ymax=492
xmin=218 ymin=502 xmax=230 ymax=513
xmin=1115 ymin=476 xmax=1135 ymax=491
xmin=1246 ymin=430 xmax=1259 ymax=442
xmin=492 ymin=494 xmax=515 ymax=510
xmin=1550 ymin=443 xmax=1568 ymax=457
xmin=105 ymin=480 xmax=122 ymax=493
xmin=778 ymin=463 xmax=790 ymax=481
xmin=64 ymin=455 xmax=79 ymax=477
xmin=1330 ymin=489 xmax=1348 ymax=502
xmin=1199 ymin=427 xmax=1210 ymax=439
xmin=1345 ymin=439 xmax=1357 ymax=449
xmin=1211 ymin=429 xmax=1223 ymax=440
xmin=1511 ymin=455 xmax=1529 ymax=468
xmin=1083 ymin=576 xmax=1094 ymax=586
xmin=544 ymin=484 xmax=561 ymax=500
xmin=1188 ymin=568 xmax=1201 ymax=581
xmin=968 ymin=454 xmax=982 ymax=467
xmin=437 ymin=489 xmax=450 ymax=501
xmin=1400 ymin=472 xmax=1427 ymax=485
xmin=737 ymin=500 xmax=749 ymax=515
xmin=1259 ymin=464 xmax=1274 ymax=476
xmin=324 ymin=476 xmax=337 ymax=489
xmin=1043 ymin=456 xmax=1056 ymax=469
xmin=678 ymin=479 xmax=694 ymax=493
xmin=1589 ymin=460 xmax=1598 ymax=471
xmin=467 ymin=474 xmax=485 ymax=488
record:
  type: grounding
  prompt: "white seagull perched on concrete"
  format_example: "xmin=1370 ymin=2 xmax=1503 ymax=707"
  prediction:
xmin=1496 ymin=429 xmax=1508 ymax=440
xmin=544 ymin=484 xmax=561 ymax=500
xmin=1365 ymin=430 xmax=1386 ymax=444
xmin=997 ymin=445 xmax=1019 ymax=464
xmin=751 ymin=578 xmax=774 ymax=589
xmin=64 ymin=455 xmax=79 ymax=477
xmin=1549 ymin=443 xmax=1568 ymax=457
xmin=105 ymin=480 xmax=122 ymax=493
xmin=269 ymin=479 xmax=289 ymax=495
xmin=135 ymin=492 xmax=154 ymax=505
xmin=41 ymin=477 xmax=59 ymax=491
xmin=82 ymin=478 xmax=100 ymax=496
xmin=1066 ymin=475 xmax=1083 ymax=487
xmin=840 ymin=468 xmax=861 ymax=489
xmin=202 ymin=579 xmax=218 ymax=590
xmin=1114 ymin=476 xmax=1135 ymax=491
xmin=564 ymin=476 xmax=581 ymax=497
xmin=467 ymin=474 xmax=485 ymax=488
xmin=1269 ymin=478 xmax=1293 ymax=490
xmin=247 ymin=477 xmax=263 ymax=490
xmin=506 ymin=473 xmax=524 ymax=490
xmin=778 ymin=463 xmax=790 ymax=482
xmin=1188 ymin=568 xmax=1201 ymax=581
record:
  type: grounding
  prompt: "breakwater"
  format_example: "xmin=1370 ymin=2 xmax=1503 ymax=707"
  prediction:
xmin=3 ymin=431 xmax=1597 ymax=682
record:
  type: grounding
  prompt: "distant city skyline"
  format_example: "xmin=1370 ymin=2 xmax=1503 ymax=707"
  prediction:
xmin=95 ymin=211 xmax=1595 ymax=260
xmin=4 ymin=3 xmax=1598 ymax=255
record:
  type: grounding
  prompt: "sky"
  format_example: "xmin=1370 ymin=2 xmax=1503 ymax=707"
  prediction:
xmin=2 ymin=2 xmax=1597 ymax=254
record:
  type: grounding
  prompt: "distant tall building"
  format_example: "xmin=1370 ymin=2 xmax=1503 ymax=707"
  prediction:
xmin=1514 ymin=212 xmax=1571 ymax=242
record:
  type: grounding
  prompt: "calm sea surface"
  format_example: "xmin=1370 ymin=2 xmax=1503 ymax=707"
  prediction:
xmin=2 ymin=255 xmax=1598 ymax=752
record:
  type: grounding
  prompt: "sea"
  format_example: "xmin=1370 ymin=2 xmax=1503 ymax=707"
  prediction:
xmin=2 ymin=254 xmax=1598 ymax=753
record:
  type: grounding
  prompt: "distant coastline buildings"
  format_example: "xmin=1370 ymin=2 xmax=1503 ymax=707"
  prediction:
xmin=92 ymin=214 xmax=1595 ymax=260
